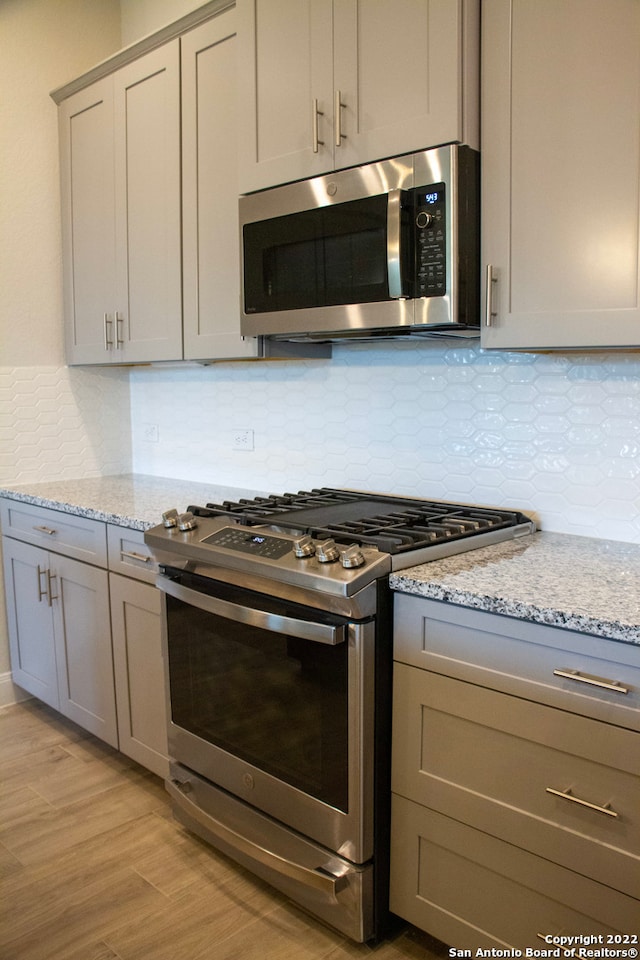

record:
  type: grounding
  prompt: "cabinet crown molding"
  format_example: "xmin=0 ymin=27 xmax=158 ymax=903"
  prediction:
xmin=50 ymin=0 xmax=234 ymax=104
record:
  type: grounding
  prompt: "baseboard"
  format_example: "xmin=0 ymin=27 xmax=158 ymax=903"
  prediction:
xmin=0 ymin=672 xmax=31 ymax=707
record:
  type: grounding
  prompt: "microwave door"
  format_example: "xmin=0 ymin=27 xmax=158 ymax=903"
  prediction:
xmin=242 ymin=193 xmax=406 ymax=322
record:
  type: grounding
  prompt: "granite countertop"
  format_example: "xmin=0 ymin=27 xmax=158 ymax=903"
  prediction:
xmin=1 ymin=476 xmax=638 ymax=645
xmin=0 ymin=474 xmax=266 ymax=531
xmin=390 ymin=531 xmax=640 ymax=646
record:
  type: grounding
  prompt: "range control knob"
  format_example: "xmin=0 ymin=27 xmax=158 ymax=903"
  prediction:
xmin=340 ymin=544 xmax=366 ymax=569
xmin=315 ymin=538 xmax=340 ymax=563
xmin=293 ymin=535 xmax=316 ymax=558
xmin=177 ymin=511 xmax=198 ymax=532
xmin=162 ymin=509 xmax=179 ymax=528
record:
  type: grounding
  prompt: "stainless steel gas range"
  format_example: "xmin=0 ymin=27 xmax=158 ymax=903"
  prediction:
xmin=144 ymin=488 xmax=535 ymax=942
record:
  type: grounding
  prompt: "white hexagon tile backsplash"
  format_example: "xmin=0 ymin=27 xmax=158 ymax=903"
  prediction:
xmin=129 ymin=342 xmax=640 ymax=544
xmin=1 ymin=365 xmax=131 ymax=484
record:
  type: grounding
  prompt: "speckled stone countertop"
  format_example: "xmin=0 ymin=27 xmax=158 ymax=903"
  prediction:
xmin=390 ymin=531 xmax=640 ymax=646
xmin=2 ymin=477 xmax=638 ymax=646
xmin=0 ymin=474 xmax=266 ymax=531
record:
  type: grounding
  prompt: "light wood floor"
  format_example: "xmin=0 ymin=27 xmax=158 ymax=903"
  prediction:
xmin=1 ymin=699 xmax=445 ymax=960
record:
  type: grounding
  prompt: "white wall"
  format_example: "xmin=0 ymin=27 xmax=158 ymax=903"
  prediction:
xmin=0 ymin=0 xmax=131 ymax=485
xmin=0 ymin=0 xmax=127 ymax=701
xmin=120 ymin=0 xmax=205 ymax=44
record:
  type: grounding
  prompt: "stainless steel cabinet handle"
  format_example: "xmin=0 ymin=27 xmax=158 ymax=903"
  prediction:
xmin=115 ymin=312 xmax=124 ymax=348
xmin=334 ymin=89 xmax=346 ymax=146
xmin=33 ymin=525 xmax=56 ymax=536
xmin=167 ymin=778 xmax=348 ymax=899
xmin=104 ymin=313 xmax=113 ymax=349
xmin=36 ymin=564 xmax=48 ymax=603
xmin=120 ymin=550 xmax=151 ymax=563
xmin=485 ymin=264 xmax=497 ymax=326
xmin=312 ymin=98 xmax=324 ymax=153
xmin=553 ymin=668 xmax=629 ymax=695
xmin=46 ymin=570 xmax=58 ymax=607
xmin=545 ymin=787 xmax=618 ymax=818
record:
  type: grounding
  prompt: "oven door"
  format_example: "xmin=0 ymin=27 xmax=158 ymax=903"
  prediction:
xmin=158 ymin=567 xmax=376 ymax=865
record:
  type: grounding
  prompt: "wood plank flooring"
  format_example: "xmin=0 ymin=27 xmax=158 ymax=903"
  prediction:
xmin=1 ymin=700 xmax=445 ymax=960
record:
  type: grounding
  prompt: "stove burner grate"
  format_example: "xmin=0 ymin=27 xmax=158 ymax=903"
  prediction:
xmin=188 ymin=488 xmax=531 ymax=557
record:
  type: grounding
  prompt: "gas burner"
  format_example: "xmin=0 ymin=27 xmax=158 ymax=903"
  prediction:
xmin=188 ymin=488 xmax=532 ymax=557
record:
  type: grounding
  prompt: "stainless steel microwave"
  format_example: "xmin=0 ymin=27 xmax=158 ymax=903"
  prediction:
xmin=239 ymin=145 xmax=479 ymax=341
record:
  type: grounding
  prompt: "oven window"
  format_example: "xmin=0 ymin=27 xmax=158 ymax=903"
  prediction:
xmin=166 ymin=593 xmax=349 ymax=812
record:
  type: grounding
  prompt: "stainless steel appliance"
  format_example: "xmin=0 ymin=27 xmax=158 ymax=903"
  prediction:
xmin=240 ymin=145 xmax=479 ymax=341
xmin=144 ymin=489 xmax=534 ymax=942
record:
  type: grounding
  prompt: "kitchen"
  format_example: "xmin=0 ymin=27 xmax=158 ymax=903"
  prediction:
xmin=1 ymin=0 xmax=639 ymax=956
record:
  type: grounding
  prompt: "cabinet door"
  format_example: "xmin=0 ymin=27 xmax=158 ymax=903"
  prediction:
xmin=333 ymin=0 xmax=478 ymax=169
xmin=481 ymin=0 xmax=640 ymax=349
xmin=182 ymin=13 xmax=258 ymax=360
xmin=52 ymin=555 xmax=117 ymax=747
xmin=391 ymin=796 xmax=638 ymax=948
xmin=2 ymin=538 xmax=59 ymax=709
xmin=113 ymin=42 xmax=183 ymax=362
xmin=238 ymin=0 xmax=334 ymax=192
xmin=110 ymin=574 xmax=169 ymax=778
xmin=59 ymin=78 xmax=117 ymax=365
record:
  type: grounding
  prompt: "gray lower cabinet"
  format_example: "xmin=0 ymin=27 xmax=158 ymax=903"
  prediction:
xmin=390 ymin=594 xmax=640 ymax=947
xmin=2 ymin=528 xmax=117 ymax=747
xmin=1 ymin=500 xmax=168 ymax=778
xmin=109 ymin=571 xmax=168 ymax=779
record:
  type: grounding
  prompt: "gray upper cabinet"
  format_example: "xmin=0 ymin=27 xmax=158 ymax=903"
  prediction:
xmin=113 ymin=46 xmax=183 ymax=362
xmin=55 ymin=4 xmax=324 ymax=364
xmin=481 ymin=0 xmax=640 ymax=350
xmin=237 ymin=0 xmax=479 ymax=194
xmin=58 ymin=78 xmax=117 ymax=364
xmin=182 ymin=13 xmax=258 ymax=360
xmin=59 ymin=43 xmax=183 ymax=364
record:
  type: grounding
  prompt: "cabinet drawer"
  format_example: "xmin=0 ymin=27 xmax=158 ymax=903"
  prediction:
xmin=107 ymin=525 xmax=158 ymax=584
xmin=394 ymin=594 xmax=640 ymax=731
xmin=0 ymin=500 xmax=107 ymax=567
xmin=390 ymin=796 xmax=639 ymax=949
xmin=392 ymin=664 xmax=640 ymax=899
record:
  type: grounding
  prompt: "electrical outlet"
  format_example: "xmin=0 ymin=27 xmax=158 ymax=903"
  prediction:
xmin=232 ymin=428 xmax=254 ymax=451
xmin=143 ymin=423 xmax=159 ymax=442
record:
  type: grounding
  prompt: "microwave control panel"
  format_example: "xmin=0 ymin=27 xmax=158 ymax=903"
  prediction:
xmin=413 ymin=183 xmax=446 ymax=298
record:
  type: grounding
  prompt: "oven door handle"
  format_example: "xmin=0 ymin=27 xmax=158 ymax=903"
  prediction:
xmin=157 ymin=575 xmax=346 ymax=645
xmin=167 ymin=777 xmax=349 ymax=899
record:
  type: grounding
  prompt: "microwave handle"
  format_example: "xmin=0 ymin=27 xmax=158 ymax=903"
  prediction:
xmin=387 ymin=188 xmax=404 ymax=299
xmin=157 ymin=574 xmax=345 ymax=646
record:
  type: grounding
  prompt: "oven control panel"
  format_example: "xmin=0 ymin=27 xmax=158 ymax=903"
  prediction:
xmin=203 ymin=527 xmax=292 ymax=560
